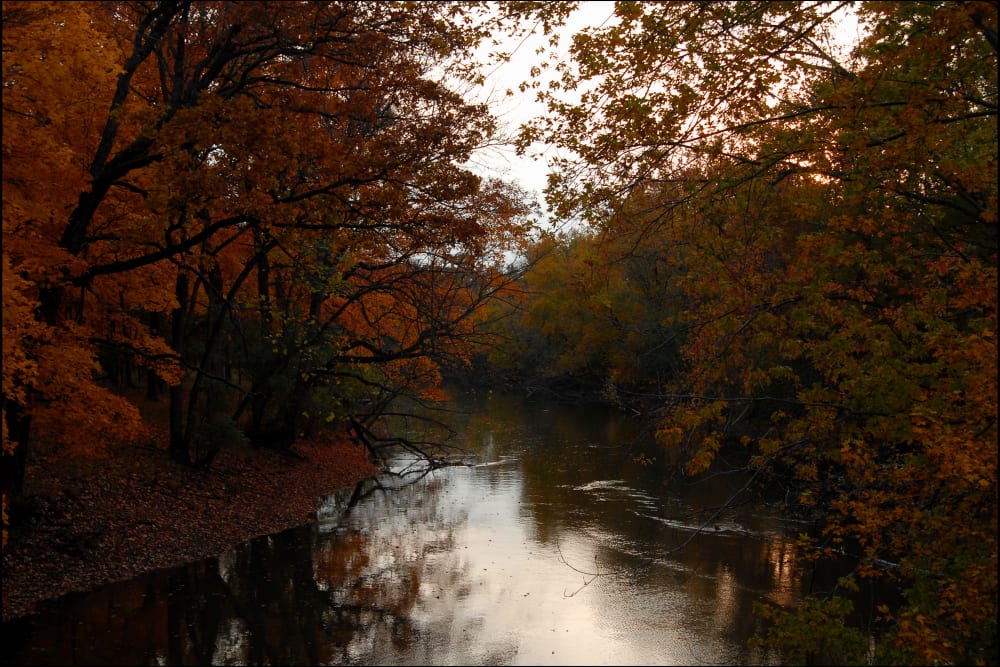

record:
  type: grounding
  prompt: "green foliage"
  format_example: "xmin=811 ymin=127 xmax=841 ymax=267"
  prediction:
xmin=752 ymin=594 xmax=871 ymax=666
xmin=485 ymin=221 xmax=687 ymax=403
xmin=504 ymin=1 xmax=998 ymax=662
xmin=194 ymin=415 xmax=250 ymax=452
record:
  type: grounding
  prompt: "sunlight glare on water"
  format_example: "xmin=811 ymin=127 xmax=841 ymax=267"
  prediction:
xmin=315 ymin=393 xmax=795 ymax=665
xmin=2 ymin=392 xmax=799 ymax=666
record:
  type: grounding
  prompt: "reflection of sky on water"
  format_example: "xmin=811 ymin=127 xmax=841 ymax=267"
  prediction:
xmin=330 ymin=467 xmax=766 ymax=665
xmin=3 ymin=394 xmax=800 ymax=666
xmin=312 ymin=394 xmax=799 ymax=665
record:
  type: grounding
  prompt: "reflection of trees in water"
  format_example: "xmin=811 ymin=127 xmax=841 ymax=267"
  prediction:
xmin=202 ymin=474 xmax=468 ymax=665
xmin=156 ymin=527 xmax=352 ymax=665
xmin=494 ymin=394 xmax=807 ymax=664
xmin=6 ymin=397 xmax=820 ymax=666
xmin=5 ymin=471 xmax=469 ymax=666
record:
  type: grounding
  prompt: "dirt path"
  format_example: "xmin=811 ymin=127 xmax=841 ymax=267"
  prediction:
xmin=1 ymin=436 xmax=380 ymax=622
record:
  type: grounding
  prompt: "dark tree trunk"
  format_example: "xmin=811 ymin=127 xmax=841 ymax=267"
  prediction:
xmin=2 ymin=401 xmax=31 ymax=511
xmin=146 ymin=311 xmax=168 ymax=400
xmin=169 ymin=272 xmax=191 ymax=464
xmin=169 ymin=383 xmax=189 ymax=464
xmin=147 ymin=369 xmax=165 ymax=401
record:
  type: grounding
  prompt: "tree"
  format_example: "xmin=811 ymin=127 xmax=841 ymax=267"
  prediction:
xmin=514 ymin=1 xmax=997 ymax=663
xmin=3 ymin=1 xmax=156 ymax=503
xmin=3 ymin=0 xmax=536 ymax=533
xmin=482 ymin=209 xmax=687 ymax=405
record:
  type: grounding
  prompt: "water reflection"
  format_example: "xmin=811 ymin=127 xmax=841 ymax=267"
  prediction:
xmin=2 ymin=393 xmax=806 ymax=665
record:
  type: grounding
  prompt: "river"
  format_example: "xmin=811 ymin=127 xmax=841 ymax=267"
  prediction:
xmin=1 ymin=392 xmax=818 ymax=665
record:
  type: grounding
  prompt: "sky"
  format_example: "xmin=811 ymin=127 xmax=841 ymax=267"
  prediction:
xmin=460 ymin=2 xmax=862 ymax=232
xmin=463 ymin=2 xmax=618 ymax=230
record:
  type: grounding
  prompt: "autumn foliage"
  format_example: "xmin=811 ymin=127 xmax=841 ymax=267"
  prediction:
xmin=2 ymin=1 xmax=535 ymax=545
xmin=3 ymin=1 xmax=997 ymax=662
xmin=493 ymin=1 xmax=997 ymax=663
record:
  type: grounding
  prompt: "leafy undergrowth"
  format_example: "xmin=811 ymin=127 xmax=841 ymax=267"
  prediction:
xmin=1 ymin=433 xmax=379 ymax=622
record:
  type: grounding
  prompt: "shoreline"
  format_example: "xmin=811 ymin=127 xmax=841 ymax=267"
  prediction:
xmin=1 ymin=436 xmax=380 ymax=623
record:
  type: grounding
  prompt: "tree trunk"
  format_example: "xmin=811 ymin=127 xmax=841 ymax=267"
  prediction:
xmin=2 ymin=401 xmax=32 ymax=511
xmin=169 ymin=272 xmax=191 ymax=464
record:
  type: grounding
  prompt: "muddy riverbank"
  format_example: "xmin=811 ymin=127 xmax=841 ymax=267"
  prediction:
xmin=2 ymin=435 xmax=379 ymax=622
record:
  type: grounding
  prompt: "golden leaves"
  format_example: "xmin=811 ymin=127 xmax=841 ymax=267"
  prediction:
xmin=496 ymin=0 xmax=997 ymax=660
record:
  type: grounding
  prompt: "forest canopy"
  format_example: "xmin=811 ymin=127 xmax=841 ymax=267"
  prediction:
xmin=2 ymin=1 xmax=996 ymax=664
xmin=485 ymin=1 xmax=996 ymax=664
xmin=2 ymin=0 xmax=537 ymax=522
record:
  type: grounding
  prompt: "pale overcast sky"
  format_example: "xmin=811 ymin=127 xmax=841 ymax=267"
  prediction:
xmin=462 ymin=2 xmax=861 ymax=232
xmin=464 ymin=2 xmax=617 ymax=230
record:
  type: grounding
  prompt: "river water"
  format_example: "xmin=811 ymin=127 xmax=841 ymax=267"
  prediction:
xmin=1 ymin=393 xmax=815 ymax=665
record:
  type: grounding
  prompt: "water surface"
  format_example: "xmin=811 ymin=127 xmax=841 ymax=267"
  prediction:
xmin=2 ymin=393 xmax=809 ymax=665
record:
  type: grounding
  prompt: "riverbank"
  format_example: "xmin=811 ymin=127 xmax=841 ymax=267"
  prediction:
xmin=1 ymin=434 xmax=380 ymax=622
